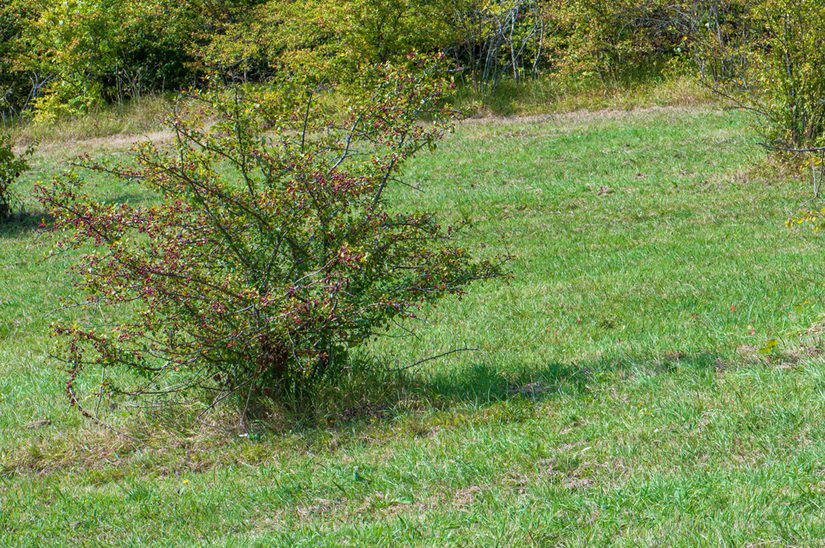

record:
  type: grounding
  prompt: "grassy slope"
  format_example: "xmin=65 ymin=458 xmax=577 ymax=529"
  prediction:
xmin=4 ymin=106 xmax=825 ymax=545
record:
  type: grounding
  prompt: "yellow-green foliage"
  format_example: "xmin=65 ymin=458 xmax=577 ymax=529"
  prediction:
xmin=542 ymin=0 xmax=692 ymax=81
xmin=0 ymin=0 xmax=42 ymax=114
xmin=15 ymin=0 xmax=200 ymax=121
xmin=25 ymin=0 xmax=113 ymax=120
xmin=200 ymin=0 xmax=460 ymax=82
xmin=748 ymin=0 xmax=825 ymax=147
xmin=3 ymin=0 xmax=780 ymax=121
xmin=0 ymin=135 xmax=32 ymax=221
xmin=696 ymin=0 xmax=825 ymax=148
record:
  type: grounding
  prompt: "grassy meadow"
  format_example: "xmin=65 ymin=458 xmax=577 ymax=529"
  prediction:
xmin=5 ymin=103 xmax=825 ymax=545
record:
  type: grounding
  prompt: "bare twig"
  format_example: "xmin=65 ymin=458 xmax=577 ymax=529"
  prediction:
xmin=395 ymin=348 xmax=480 ymax=372
xmin=66 ymin=380 xmax=147 ymax=447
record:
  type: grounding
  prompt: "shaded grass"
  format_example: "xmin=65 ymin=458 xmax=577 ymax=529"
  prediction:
xmin=4 ymin=359 xmax=825 ymax=545
xmin=3 ymin=105 xmax=825 ymax=544
xmin=451 ymin=75 xmax=717 ymax=117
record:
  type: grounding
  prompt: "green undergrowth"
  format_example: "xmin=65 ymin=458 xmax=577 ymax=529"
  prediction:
xmin=3 ymin=74 xmax=717 ymax=147
xmin=3 ymin=104 xmax=825 ymax=545
xmin=5 ymin=95 xmax=173 ymax=146
xmin=452 ymin=74 xmax=717 ymax=116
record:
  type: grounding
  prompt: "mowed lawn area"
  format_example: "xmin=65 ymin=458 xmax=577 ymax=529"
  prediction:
xmin=5 ymin=105 xmax=825 ymax=545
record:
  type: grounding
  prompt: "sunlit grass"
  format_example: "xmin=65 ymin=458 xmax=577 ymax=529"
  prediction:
xmin=3 ymin=104 xmax=825 ymax=545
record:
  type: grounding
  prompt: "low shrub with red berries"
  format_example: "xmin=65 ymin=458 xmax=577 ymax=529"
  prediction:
xmin=38 ymin=58 xmax=503 ymax=416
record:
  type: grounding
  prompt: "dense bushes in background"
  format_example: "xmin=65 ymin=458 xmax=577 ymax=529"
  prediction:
xmin=15 ymin=0 xmax=203 ymax=121
xmin=0 ymin=0 xmax=728 ymax=119
xmin=543 ymin=0 xmax=691 ymax=82
xmin=6 ymin=0 xmax=825 ymax=151
xmin=448 ymin=0 xmax=546 ymax=92
xmin=542 ymin=0 xmax=825 ymax=149
xmin=199 ymin=0 xmax=548 ymax=92
xmin=694 ymin=0 xmax=825 ymax=149
xmin=0 ymin=0 xmax=40 ymax=117
xmin=2 ymin=0 xmax=267 ymax=119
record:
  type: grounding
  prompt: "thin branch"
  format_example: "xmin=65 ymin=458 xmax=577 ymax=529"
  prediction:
xmin=761 ymin=143 xmax=825 ymax=153
xmin=66 ymin=380 xmax=147 ymax=446
xmin=395 ymin=348 xmax=480 ymax=372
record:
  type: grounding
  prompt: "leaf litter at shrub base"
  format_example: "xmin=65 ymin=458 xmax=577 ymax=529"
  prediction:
xmin=6 ymin=106 xmax=825 ymax=544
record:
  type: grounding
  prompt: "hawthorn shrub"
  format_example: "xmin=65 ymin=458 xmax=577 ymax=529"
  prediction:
xmin=38 ymin=59 xmax=502 ymax=416
xmin=0 ymin=136 xmax=32 ymax=222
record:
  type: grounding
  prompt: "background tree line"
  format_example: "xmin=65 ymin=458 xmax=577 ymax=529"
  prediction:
xmin=3 ymin=0 xmax=825 ymax=151
xmin=0 ymin=2 xmax=759 ymax=111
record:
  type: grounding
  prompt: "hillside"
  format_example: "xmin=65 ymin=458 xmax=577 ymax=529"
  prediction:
xmin=4 ymin=105 xmax=825 ymax=545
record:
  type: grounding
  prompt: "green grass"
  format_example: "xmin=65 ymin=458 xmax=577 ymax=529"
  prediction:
xmin=3 ymin=74 xmax=716 ymax=147
xmin=4 ymin=105 xmax=825 ymax=545
xmin=451 ymin=75 xmax=717 ymax=116
xmin=5 ymin=95 xmax=172 ymax=146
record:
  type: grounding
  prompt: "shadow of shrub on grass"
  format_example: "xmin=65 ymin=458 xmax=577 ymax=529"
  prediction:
xmin=418 ymin=361 xmax=587 ymax=404
xmin=415 ymin=350 xmax=723 ymax=407
xmin=281 ymin=349 xmax=728 ymax=433
xmin=1 ymin=349 xmax=735 ymax=474
xmin=41 ymin=346 xmax=732 ymax=446
xmin=0 ymin=210 xmax=51 ymax=239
